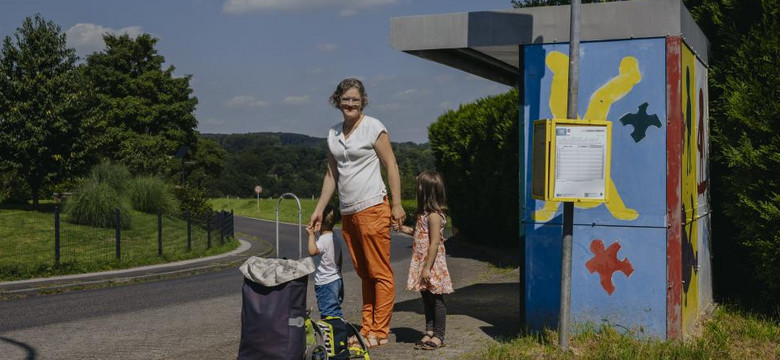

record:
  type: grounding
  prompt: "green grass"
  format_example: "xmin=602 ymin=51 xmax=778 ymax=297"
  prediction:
xmin=210 ymin=197 xmax=453 ymax=231
xmin=210 ymin=196 xmax=318 ymax=224
xmin=0 ymin=208 xmax=238 ymax=281
xmin=470 ymin=305 xmax=780 ymax=360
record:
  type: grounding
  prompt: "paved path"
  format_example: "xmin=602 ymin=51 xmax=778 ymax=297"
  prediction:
xmin=0 ymin=217 xmax=521 ymax=359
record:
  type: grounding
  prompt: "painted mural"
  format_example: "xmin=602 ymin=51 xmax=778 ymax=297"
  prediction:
xmin=681 ymin=43 xmax=712 ymax=334
xmin=523 ymin=38 xmax=668 ymax=337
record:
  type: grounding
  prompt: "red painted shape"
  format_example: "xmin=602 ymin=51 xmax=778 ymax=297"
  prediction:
xmin=666 ymin=36 xmax=683 ymax=340
xmin=585 ymin=239 xmax=634 ymax=295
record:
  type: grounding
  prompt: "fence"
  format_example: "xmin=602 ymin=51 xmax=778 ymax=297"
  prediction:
xmin=0 ymin=207 xmax=234 ymax=280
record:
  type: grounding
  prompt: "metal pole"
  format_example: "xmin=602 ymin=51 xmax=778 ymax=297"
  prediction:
xmin=115 ymin=207 xmax=121 ymax=260
xmin=158 ymin=208 xmax=163 ymax=257
xmin=186 ymin=210 xmax=191 ymax=251
xmin=559 ymin=0 xmax=581 ymax=351
xmin=54 ymin=206 xmax=60 ymax=265
xmin=276 ymin=193 xmax=303 ymax=259
xmin=207 ymin=210 xmax=212 ymax=249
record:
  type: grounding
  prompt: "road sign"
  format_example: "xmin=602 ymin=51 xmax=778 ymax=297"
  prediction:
xmin=254 ymin=185 xmax=262 ymax=194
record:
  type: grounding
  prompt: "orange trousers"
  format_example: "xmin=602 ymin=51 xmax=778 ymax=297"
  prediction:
xmin=341 ymin=198 xmax=394 ymax=339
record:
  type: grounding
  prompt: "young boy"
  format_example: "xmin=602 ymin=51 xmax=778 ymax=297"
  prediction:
xmin=306 ymin=204 xmax=344 ymax=318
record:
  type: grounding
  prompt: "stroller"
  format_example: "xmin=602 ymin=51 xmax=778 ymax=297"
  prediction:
xmin=237 ymin=193 xmax=370 ymax=360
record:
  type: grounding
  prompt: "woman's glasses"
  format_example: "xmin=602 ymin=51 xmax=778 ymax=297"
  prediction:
xmin=340 ymin=97 xmax=362 ymax=105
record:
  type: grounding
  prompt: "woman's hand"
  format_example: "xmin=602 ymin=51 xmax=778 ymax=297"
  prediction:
xmin=309 ymin=212 xmax=322 ymax=233
xmin=391 ymin=203 xmax=406 ymax=228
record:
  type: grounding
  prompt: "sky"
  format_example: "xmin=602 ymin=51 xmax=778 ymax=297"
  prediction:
xmin=1 ymin=0 xmax=514 ymax=143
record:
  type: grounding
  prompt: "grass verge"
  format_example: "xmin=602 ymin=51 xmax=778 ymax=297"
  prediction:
xmin=0 ymin=208 xmax=239 ymax=281
xmin=470 ymin=304 xmax=779 ymax=359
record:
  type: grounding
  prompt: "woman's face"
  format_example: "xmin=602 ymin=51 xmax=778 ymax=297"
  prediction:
xmin=339 ymin=87 xmax=363 ymax=120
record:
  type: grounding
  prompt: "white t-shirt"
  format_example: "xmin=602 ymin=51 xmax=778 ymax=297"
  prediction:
xmin=314 ymin=232 xmax=342 ymax=286
xmin=327 ymin=115 xmax=388 ymax=215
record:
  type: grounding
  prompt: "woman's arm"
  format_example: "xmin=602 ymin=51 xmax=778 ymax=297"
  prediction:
xmin=421 ymin=213 xmax=443 ymax=281
xmin=374 ymin=132 xmax=405 ymax=225
xmin=309 ymin=152 xmax=338 ymax=232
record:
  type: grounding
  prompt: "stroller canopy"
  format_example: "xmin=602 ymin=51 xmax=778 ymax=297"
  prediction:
xmin=240 ymin=256 xmax=315 ymax=287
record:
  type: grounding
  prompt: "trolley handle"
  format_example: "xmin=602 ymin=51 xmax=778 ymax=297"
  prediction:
xmin=275 ymin=193 xmax=303 ymax=259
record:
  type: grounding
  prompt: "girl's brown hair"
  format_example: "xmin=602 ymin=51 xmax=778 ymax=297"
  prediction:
xmin=416 ymin=171 xmax=447 ymax=214
xmin=329 ymin=78 xmax=369 ymax=110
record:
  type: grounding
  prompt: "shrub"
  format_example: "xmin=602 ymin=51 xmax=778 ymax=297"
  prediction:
xmin=428 ymin=89 xmax=520 ymax=246
xmin=126 ymin=176 xmax=177 ymax=214
xmin=172 ymin=184 xmax=212 ymax=218
xmin=89 ymin=161 xmax=131 ymax=192
xmin=64 ymin=179 xmax=132 ymax=229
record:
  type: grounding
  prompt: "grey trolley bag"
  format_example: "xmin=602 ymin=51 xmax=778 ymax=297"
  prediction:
xmin=238 ymin=193 xmax=314 ymax=360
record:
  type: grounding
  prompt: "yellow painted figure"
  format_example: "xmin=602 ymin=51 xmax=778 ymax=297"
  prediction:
xmin=533 ymin=51 xmax=641 ymax=222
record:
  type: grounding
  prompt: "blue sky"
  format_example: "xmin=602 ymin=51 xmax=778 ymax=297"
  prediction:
xmin=1 ymin=0 xmax=513 ymax=143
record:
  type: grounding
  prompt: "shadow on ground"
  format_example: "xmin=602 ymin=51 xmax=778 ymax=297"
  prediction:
xmin=445 ymin=235 xmax=521 ymax=269
xmin=0 ymin=336 xmax=37 ymax=360
xmin=393 ymin=282 xmax=522 ymax=342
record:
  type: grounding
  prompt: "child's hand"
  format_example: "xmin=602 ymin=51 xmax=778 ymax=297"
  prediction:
xmin=305 ymin=224 xmax=315 ymax=236
xmin=421 ymin=268 xmax=431 ymax=282
xmin=391 ymin=222 xmax=400 ymax=231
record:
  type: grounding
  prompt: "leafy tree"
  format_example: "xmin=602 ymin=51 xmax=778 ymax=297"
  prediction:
xmin=688 ymin=0 xmax=780 ymax=307
xmin=429 ymin=90 xmax=520 ymax=246
xmin=0 ymin=14 xmax=97 ymax=207
xmin=83 ymin=33 xmax=198 ymax=178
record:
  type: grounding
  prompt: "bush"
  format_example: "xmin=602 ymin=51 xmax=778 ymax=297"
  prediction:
xmin=172 ymin=184 xmax=212 ymax=218
xmin=89 ymin=161 xmax=131 ymax=192
xmin=126 ymin=176 xmax=177 ymax=214
xmin=428 ymin=89 xmax=520 ymax=246
xmin=64 ymin=179 xmax=132 ymax=229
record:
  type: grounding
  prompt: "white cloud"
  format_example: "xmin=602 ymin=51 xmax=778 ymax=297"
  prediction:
xmin=225 ymin=95 xmax=270 ymax=108
xmin=317 ymin=43 xmax=339 ymax=52
xmin=223 ymin=0 xmax=396 ymax=14
xmin=394 ymin=89 xmax=418 ymax=100
xmin=439 ymin=101 xmax=452 ymax=110
xmin=283 ymin=95 xmax=311 ymax=105
xmin=66 ymin=23 xmax=144 ymax=55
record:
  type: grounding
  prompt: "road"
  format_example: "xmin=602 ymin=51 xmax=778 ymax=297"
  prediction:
xmin=0 ymin=216 xmax=414 ymax=359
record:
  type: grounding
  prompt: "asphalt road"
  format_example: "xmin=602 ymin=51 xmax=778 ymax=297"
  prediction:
xmin=0 ymin=216 xmax=414 ymax=359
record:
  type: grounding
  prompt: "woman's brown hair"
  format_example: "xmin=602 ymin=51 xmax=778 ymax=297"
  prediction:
xmin=329 ymin=77 xmax=369 ymax=110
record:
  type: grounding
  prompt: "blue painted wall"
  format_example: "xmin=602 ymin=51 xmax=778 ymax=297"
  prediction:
xmin=523 ymin=38 xmax=669 ymax=338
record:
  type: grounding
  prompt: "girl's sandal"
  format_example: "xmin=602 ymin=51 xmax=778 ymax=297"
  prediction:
xmin=414 ymin=331 xmax=435 ymax=349
xmin=366 ymin=336 xmax=388 ymax=349
xmin=420 ymin=336 xmax=445 ymax=350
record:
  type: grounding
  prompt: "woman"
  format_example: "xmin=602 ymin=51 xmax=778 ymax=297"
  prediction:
xmin=309 ymin=78 xmax=405 ymax=348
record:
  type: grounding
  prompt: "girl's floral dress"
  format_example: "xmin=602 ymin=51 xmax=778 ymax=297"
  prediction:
xmin=406 ymin=211 xmax=454 ymax=294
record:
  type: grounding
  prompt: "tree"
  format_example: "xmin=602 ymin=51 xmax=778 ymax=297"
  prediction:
xmin=83 ymin=33 xmax=199 ymax=178
xmin=429 ymin=90 xmax=520 ymax=246
xmin=689 ymin=0 xmax=780 ymax=307
xmin=0 ymin=14 xmax=96 ymax=207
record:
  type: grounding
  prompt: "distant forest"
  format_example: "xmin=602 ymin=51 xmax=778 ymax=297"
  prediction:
xmin=202 ymin=132 xmax=435 ymax=200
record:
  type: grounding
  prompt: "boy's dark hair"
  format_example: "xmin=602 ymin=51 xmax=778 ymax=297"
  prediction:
xmin=321 ymin=204 xmax=341 ymax=231
xmin=416 ymin=171 xmax=447 ymax=214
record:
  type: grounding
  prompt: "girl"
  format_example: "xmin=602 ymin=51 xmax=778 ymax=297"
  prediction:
xmin=394 ymin=171 xmax=453 ymax=350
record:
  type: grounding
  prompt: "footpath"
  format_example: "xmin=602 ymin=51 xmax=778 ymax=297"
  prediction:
xmin=0 ymin=235 xmax=521 ymax=360
xmin=340 ymin=236 xmax=522 ymax=360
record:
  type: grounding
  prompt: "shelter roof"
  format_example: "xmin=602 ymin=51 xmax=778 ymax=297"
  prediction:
xmin=390 ymin=0 xmax=708 ymax=87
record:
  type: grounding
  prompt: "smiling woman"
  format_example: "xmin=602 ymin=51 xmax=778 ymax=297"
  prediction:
xmin=309 ymin=77 xmax=405 ymax=347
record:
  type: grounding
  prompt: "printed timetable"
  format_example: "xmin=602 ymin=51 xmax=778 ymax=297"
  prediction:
xmin=553 ymin=125 xmax=608 ymax=200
